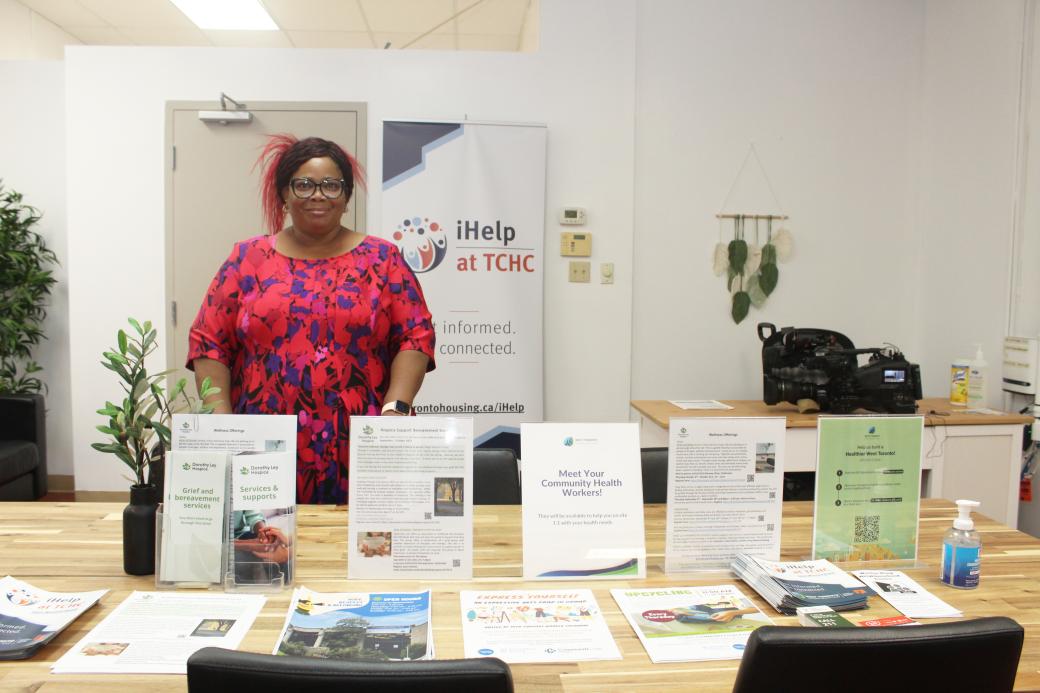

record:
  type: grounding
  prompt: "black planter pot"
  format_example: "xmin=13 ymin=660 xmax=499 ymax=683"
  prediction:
xmin=123 ymin=483 xmax=158 ymax=575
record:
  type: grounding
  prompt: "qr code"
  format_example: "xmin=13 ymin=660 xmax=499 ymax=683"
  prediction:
xmin=766 ymin=523 xmax=774 ymax=531
xmin=757 ymin=515 xmax=764 ymax=522
xmin=854 ymin=515 xmax=880 ymax=543
xmin=424 ymin=512 xmax=432 ymax=520
xmin=452 ymin=558 xmax=461 ymax=567
xmin=746 ymin=474 xmax=755 ymax=483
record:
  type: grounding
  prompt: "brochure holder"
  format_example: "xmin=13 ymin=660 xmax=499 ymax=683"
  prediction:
xmin=155 ymin=506 xmax=225 ymax=590
xmin=223 ymin=506 xmax=296 ymax=593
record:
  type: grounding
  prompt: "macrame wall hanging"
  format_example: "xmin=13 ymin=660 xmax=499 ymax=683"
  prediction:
xmin=713 ymin=145 xmax=794 ymax=324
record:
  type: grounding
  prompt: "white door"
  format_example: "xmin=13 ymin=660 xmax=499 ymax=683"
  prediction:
xmin=165 ymin=101 xmax=366 ymax=399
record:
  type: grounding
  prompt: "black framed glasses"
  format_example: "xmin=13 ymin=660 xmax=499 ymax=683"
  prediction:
xmin=290 ymin=177 xmax=347 ymax=199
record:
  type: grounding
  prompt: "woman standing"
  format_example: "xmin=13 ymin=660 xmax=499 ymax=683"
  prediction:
xmin=188 ymin=134 xmax=435 ymax=504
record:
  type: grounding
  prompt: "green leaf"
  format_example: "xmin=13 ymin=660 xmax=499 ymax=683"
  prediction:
xmin=96 ymin=425 xmax=120 ymax=436
xmin=762 ymin=243 xmax=777 ymax=265
xmin=128 ymin=317 xmax=143 ymax=335
xmin=152 ymin=422 xmax=171 ymax=441
xmin=732 ymin=291 xmax=751 ymax=324
xmin=746 ymin=274 xmax=768 ymax=307
xmin=759 ymin=262 xmax=779 ymax=296
xmin=727 ymin=239 xmax=747 ymax=274
xmin=117 ymin=330 xmax=128 ymax=355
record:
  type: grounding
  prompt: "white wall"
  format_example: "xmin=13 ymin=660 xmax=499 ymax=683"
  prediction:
xmin=1017 ymin=2 xmax=1040 ymax=340
xmin=631 ymin=0 xmax=926 ymax=401
xmin=0 ymin=0 xmax=80 ymax=60
xmin=917 ymin=0 xmax=1028 ymax=404
xmin=65 ymin=0 xmax=637 ymax=491
xmin=0 ymin=60 xmax=73 ymax=478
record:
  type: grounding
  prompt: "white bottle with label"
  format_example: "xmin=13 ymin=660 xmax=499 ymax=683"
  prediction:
xmin=966 ymin=344 xmax=987 ymax=409
xmin=940 ymin=499 xmax=981 ymax=589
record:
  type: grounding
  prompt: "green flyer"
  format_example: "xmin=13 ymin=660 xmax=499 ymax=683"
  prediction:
xmin=813 ymin=416 xmax=923 ymax=561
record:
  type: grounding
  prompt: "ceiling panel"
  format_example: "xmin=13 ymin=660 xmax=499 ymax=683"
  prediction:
xmin=62 ymin=24 xmax=131 ymax=44
xmin=203 ymin=29 xmax=293 ymax=48
xmin=121 ymin=26 xmax=210 ymax=46
xmin=359 ymin=0 xmax=453 ymax=34
xmin=287 ymin=31 xmax=375 ymax=49
xmin=262 ymin=0 xmax=367 ymax=32
xmin=77 ymin=0 xmax=196 ymax=28
xmin=456 ymin=0 xmax=528 ymax=34
xmin=17 ymin=0 xmax=109 ymax=28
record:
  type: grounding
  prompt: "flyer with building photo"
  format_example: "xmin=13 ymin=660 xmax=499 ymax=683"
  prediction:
xmin=665 ymin=417 xmax=786 ymax=572
xmin=460 ymin=589 xmax=620 ymax=663
xmin=611 ymin=585 xmax=772 ymax=662
xmin=521 ymin=423 xmax=646 ymax=580
xmin=813 ymin=416 xmax=923 ymax=561
xmin=348 ymin=417 xmax=473 ymax=580
xmin=274 ymin=588 xmax=433 ymax=661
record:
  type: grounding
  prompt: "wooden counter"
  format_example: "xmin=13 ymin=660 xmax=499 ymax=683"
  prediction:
xmin=2 ymin=501 xmax=1039 ymax=692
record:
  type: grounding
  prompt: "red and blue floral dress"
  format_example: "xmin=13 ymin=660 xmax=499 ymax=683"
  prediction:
xmin=187 ymin=234 xmax=435 ymax=504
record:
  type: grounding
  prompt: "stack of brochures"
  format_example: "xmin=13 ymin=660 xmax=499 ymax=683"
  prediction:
xmin=0 ymin=577 xmax=106 ymax=660
xmin=731 ymin=553 xmax=874 ymax=614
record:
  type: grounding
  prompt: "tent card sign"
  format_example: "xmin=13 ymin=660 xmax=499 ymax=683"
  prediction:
xmin=521 ymin=423 xmax=646 ymax=580
xmin=348 ymin=417 xmax=474 ymax=580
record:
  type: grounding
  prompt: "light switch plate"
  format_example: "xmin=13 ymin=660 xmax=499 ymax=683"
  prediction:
xmin=569 ymin=260 xmax=590 ymax=283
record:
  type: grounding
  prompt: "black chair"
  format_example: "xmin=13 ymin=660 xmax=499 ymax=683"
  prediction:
xmin=473 ymin=447 xmax=521 ymax=504
xmin=640 ymin=447 xmax=667 ymax=503
xmin=0 ymin=394 xmax=47 ymax=500
xmin=732 ymin=616 xmax=1024 ymax=693
xmin=186 ymin=647 xmax=514 ymax=693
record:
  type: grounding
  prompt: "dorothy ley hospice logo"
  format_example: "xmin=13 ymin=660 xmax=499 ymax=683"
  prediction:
xmin=393 ymin=216 xmax=448 ymax=273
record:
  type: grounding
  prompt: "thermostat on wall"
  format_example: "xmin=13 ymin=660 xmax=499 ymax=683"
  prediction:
xmin=559 ymin=207 xmax=586 ymax=225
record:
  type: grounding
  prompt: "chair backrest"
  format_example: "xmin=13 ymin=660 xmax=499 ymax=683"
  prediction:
xmin=187 ymin=647 xmax=514 ymax=693
xmin=640 ymin=447 xmax=667 ymax=503
xmin=731 ymin=616 xmax=1024 ymax=693
xmin=473 ymin=447 xmax=521 ymax=504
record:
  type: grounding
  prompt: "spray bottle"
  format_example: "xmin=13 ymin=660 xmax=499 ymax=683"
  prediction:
xmin=966 ymin=345 xmax=988 ymax=409
xmin=940 ymin=499 xmax=981 ymax=589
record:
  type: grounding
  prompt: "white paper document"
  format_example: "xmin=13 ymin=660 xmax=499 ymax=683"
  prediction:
xmin=611 ymin=585 xmax=772 ymax=662
xmin=521 ymin=423 xmax=646 ymax=580
xmin=665 ymin=418 xmax=786 ymax=572
xmin=668 ymin=400 xmax=734 ymax=410
xmin=348 ymin=417 xmax=473 ymax=580
xmin=460 ymin=589 xmax=620 ymax=663
xmin=160 ymin=450 xmax=228 ymax=585
xmin=51 ymin=591 xmax=265 ymax=674
xmin=172 ymin=413 xmax=297 ymax=456
xmin=275 ymin=588 xmax=434 ymax=660
xmin=851 ymin=570 xmax=962 ymax=618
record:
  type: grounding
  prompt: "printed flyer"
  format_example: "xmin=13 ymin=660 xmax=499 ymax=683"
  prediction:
xmin=813 ymin=416 xmax=923 ymax=561
xmin=0 ymin=577 xmax=106 ymax=660
xmin=348 ymin=417 xmax=473 ymax=580
xmin=275 ymin=588 xmax=433 ymax=661
xmin=160 ymin=450 xmax=228 ymax=585
xmin=521 ymin=423 xmax=646 ymax=580
xmin=460 ymin=589 xmax=620 ymax=663
xmin=51 ymin=592 xmax=264 ymax=674
xmin=611 ymin=585 xmax=772 ymax=662
xmin=228 ymin=451 xmax=296 ymax=588
xmin=666 ymin=417 xmax=786 ymax=571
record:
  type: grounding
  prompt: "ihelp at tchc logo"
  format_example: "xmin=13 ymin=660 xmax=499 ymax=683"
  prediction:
xmin=393 ymin=216 xmax=448 ymax=273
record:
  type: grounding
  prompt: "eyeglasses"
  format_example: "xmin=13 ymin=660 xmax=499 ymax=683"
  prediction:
xmin=289 ymin=177 xmax=347 ymax=199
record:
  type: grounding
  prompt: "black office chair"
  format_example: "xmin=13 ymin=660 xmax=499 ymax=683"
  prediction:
xmin=473 ymin=447 xmax=521 ymax=504
xmin=732 ymin=616 xmax=1024 ymax=693
xmin=187 ymin=647 xmax=514 ymax=693
xmin=640 ymin=447 xmax=667 ymax=503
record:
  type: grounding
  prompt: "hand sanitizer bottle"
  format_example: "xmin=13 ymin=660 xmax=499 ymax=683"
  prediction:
xmin=940 ymin=499 xmax=981 ymax=589
xmin=966 ymin=345 xmax=987 ymax=409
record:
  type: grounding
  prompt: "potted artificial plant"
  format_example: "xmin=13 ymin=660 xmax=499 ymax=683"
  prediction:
xmin=93 ymin=318 xmax=218 ymax=575
xmin=0 ymin=182 xmax=57 ymax=500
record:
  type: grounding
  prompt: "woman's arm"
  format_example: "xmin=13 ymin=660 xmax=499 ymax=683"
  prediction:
xmin=193 ymin=358 xmax=232 ymax=414
xmin=382 ymin=350 xmax=430 ymax=415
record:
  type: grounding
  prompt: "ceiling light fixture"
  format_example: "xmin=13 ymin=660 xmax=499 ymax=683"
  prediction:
xmin=169 ymin=0 xmax=278 ymax=31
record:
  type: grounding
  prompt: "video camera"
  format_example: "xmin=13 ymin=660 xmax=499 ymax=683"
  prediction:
xmin=757 ymin=323 xmax=922 ymax=414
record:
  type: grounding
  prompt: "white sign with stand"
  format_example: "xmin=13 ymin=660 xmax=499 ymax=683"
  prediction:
xmin=665 ymin=417 xmax=786 ymax=572
xmin=521 ymin=423 xmax=646 ymax=580
xmin=348 ymin=416 xmax=473 ymax=580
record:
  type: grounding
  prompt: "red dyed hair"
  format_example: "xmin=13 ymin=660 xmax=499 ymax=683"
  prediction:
xmin=256 ymin=133 xmax=367 ymax=234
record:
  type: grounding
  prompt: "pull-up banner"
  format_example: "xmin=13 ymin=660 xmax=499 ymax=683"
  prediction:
xmin=381 ymin=121 xmax=546 ymax=437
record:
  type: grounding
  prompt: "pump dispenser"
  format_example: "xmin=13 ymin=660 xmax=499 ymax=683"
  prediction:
xmin=966 ymin=345 xmax=988 ymax=409
xmin=940 ymin=499 xmax=981 ymax=589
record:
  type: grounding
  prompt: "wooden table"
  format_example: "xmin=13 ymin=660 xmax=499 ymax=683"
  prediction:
xmin=631 ymin=398 xmax=1033 ymax=528
xmin=2 ymin=501 xmax=1039 ymax=692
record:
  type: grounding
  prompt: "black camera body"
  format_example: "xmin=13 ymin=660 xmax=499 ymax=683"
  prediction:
xmin=757 ymin=323 xmax=922 ymax=414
